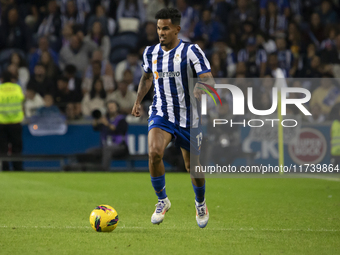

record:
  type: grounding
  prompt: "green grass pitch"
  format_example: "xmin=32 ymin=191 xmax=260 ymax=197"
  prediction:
xmin=0 ymin=172 xmax=339 ymax=254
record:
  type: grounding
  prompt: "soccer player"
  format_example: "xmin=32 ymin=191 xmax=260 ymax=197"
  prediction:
xmin=131 ymin=8 xmax=213 ymax=228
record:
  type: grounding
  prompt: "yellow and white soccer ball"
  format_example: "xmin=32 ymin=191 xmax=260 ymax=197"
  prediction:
xmin=89 ymin=205 xmax=119 ymax=232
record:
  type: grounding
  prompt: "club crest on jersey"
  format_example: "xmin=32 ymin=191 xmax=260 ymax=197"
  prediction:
xmin=174 ymin=54 xmax=181 ymax=64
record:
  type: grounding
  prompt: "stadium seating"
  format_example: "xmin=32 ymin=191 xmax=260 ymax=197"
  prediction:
xmin=110 ymin=32 xmax=139 ymax=50
xmin=110 ymin=46 xmax=131 ymax=65
xmin=0 ymin=49 xmax=27 ymax=74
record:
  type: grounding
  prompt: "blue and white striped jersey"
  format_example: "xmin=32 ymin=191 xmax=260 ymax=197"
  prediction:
xmin=142 ymin=40 xmax=211 ymax=128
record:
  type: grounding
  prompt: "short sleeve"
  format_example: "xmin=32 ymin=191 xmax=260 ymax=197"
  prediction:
xmin=188 ymin=44 xmax=211 ymax=76
xmin=142 ymin=46 xmax=152 ymax=74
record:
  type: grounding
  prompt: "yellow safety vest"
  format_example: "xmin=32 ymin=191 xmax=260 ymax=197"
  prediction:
xmin=331 ymin=120 xmax=340 ymax=156
xmin=0 ymin=82 xmax=24 ymax=124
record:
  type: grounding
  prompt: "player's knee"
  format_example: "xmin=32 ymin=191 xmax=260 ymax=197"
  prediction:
xmin=149 ymin=147 xmax=164 ymax=164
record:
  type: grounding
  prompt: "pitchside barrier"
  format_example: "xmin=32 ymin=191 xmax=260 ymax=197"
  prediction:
xmin=238 ymin=122 xmax=330 ymax=167
xmin=0 ymin=122 xmax=332 ymax=171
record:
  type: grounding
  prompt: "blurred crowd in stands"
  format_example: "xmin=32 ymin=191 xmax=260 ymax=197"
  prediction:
xmin=1 ymin=0 xmax=340 ymax=124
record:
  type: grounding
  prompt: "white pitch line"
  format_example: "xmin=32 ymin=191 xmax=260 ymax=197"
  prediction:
xmin=0 ymin=225 xmax=339 ymax=232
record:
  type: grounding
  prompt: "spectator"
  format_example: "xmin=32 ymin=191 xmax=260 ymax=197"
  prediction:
xmin=59 ymin=33 xmax=97 ymax=76
xmin=259 ymin=0 xmax=287 ymax=37
xmin=228 ymin=31 xmax=241 ymax=53
xmin=265 ymin=52 xmax=289 ymax=79
xmin=310 ymin=73 xmax=340 ymax=115
xmin=36 ymin=0 xmax=62 ymax=50
xmin=57 ymin=0 xmax=90 ymax=22
xmin=211 ymin=0 xmax=232 ymax=28
xmin=123 ymin=69 xmax=137 ymax=91
xmin=289 ymin=0 xmax=303 ymax=23
xmin=27 ymin=63 xmax=55 ymax=96
xmin=256 ymin=31 xmax=277 ymax=54
xmin=0 ymin=6 xmax=32 ymax=52
xmin=300 ymin=43 xmax=317 ymax=77
xmin=177 ymin=0 xmax=197 ymax=41
xmin=193 ymin=9 xmax=224 ymax=45
xmin=306 ymin=13 xmax=324 ymax=47
xmin=8 ymin=52 xmax=30 ymax=92
xmin=88 ymin=100 xmax=129 ymax=171
xmin=29 ymin=36 xmax=59 ymax=75
xmin=138 ymin=22 xmax=159 ymax=56
xmin=54 ymin=76 xmax=78 ymax=116
xmin=117 ymin=0 xmax=146 ymax=25
xmin=84 ymin=21 xmax=110 ymax=60
xmin=320 ymin=26 xmax=338 ymax=50
xmin=92 ymin=0 xmax=118 ymax=20
xmin=213 ymin=40 xmax=237 ymax=77
xmin=229 ymin=0 xmax=257 ymax=31
xmin=84 ymin=50 xmax=114 ymax=79
xmin=304 ymin=55 xmax=323 ymax=79
xmin=63 ymin=64 xmax=83 ymax=103
xmin=87 ymin=4 xmax=116 ymax=36
xmin=107 ymin=80 xmax=137 ymax=115
xmin=82 ymin=60 xmax=114 ymax=94
xmin=238 ymin=37 xmax=267 ymax=77
xmin=306 ymin=103 xmax=326 ymax=123
xmin=235 ymin=62 xmax=247 ymax=77
xmin=320 ymin=34 xmax=340 ymax=65
xmin=329 ymin=102 xmax=340 ymax=121
xmin=259 ymin=0 xmax=290 ymax=17
xmin=287 ymin=22 xmax=302 ymax=59
xmin=7 ymin=64 xmax=20 ymax=85
xmin=40 ymin=50 xmax=61 ymax=80
xmin=115 ymin=50 xmax=143 ymax=84
xmin=25 ymin=0 xmax=46 ymax=29
xmin=318 ymin=0 xmax=338 ymax=25
xmin=61 ymin=0 xmax=84 ymax=27
xmin=81 ymin=78 xmax=107 ymax=117
xmin=35 ymin=94 xmax=62 ymax=116
xmin=24 ymin=88 xmax=45 ymax=118
xmin=210 ymin=52 xmax=226 ymax=78
xmin=146 ymin=0 xmax=172 ymax=22
xmin=61 ymin=23 xmax=73 ymax=48
xmin=276 ymin=37 xmax=297 ymax=77
xmin=239 ymin=20 xmax=256 ymax=46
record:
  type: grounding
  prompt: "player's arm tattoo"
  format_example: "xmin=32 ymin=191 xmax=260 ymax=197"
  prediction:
xmin=135 ymin=72 xmax=153 ymax=105
xmin=194 ymin=72 xmax=215 ymax=100
xmin=198 ymin=72 xmax=215 ymax=86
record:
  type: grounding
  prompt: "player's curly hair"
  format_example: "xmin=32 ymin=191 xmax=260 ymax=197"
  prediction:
xmin=155 ymin=8 xmax=181 ymax=25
